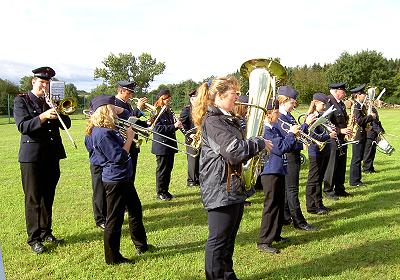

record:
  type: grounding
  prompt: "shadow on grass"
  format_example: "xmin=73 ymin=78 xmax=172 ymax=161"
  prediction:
xmin=241 ymin=238 xmax=400 ymax=280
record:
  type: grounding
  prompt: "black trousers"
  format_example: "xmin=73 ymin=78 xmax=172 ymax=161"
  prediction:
xmin=186 ymin=146 xmax=200 ymax=185
xmin=324 ymin=139 xmax=347 ymax=195
xmin=90 ymin=164 xmax=106 ymax=226
xmin=155 ymin=154 xmax=175 ymax=195
xmin=363 ymin=138 xmax=377 ymax=172
xmin=205 ymin=203 xmax=244 ymax=280
xmin=259 ymin=174 xmax=285 ymax=245
xmin=130 ymin=152 xmax=139 ymax=185
xmin=20 ymin=160 xmax=60 ymax=245
xmin=284 ymin=152 xmax=307 ymax=227
xmin=349 ymin=138 xmax=366 ymax=185
xmin=306 ymin=154 xmax=329 ymax=212
xmin=103 ymin=180 xmax=147 ymax=264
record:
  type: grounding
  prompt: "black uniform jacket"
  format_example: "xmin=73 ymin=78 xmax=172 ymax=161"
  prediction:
xmin=366 ymin=107 xmax=384 ymax=140
xmin=353 ymin=101 xmax=374 ymax=141
xmin=14 ymin=92 xmax=70 ymax=162
xmin=200 ymin=106 xmax=265 ymax=210
xmin=325 ymin=95 xmax=349 ymax=142
xmin=180 ymin=104 xmax=196 ymax=144
xmin=151 ymin=108 xmax=178 ymax=155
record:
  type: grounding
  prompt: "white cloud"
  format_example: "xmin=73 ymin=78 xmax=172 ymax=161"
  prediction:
xmin=1 ymin=0 xmax=399 ymax=91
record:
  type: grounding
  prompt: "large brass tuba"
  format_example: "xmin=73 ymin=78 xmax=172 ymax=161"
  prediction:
xmin=240 ymin=59 xmax=287 ymax=190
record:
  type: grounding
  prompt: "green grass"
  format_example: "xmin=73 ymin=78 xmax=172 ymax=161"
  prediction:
xmin=1 ymin=110 xmax=400 ymax=280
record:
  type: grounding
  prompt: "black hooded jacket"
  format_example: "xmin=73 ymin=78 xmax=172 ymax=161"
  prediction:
xmin=199 ymin=105 xmax=265 ymax=210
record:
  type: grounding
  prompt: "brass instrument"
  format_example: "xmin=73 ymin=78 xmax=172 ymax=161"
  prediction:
xmin=44 ymin=91 xmax=77 ymax=149
xmin=278 ymin=118 xmax=326 ymax=151
xmin=240 ymin=58 xmax=287 ymax=190
xmin=129 ymin=97 xmax=158 ymax=114
xmin=345 ymin=100 xmax=359 ymax=142
xmin=116 ymin=116 xmax=199 ymax=158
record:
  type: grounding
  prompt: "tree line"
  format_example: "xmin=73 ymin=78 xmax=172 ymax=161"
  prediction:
xmin=1 ymin=50 xmax=400 ymax=115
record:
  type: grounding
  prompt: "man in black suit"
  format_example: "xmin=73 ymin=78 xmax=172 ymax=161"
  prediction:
xmin=323 ymin=82 xmax=353 ymax=199
xmin=348 ymin=84 xmax=375 ymax=186
xmin=180 ymin=89 xmax=200 ymax=187
xmin=14 ymin=66 xmax=70 ymax=254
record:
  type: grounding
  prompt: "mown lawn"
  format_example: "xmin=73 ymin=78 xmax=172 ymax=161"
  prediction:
xmin=0 ymin=110 xmax=399 ymax=280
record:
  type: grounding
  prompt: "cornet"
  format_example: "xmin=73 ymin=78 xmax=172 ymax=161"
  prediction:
xmin=278 ymin=118 xmax=326 ymax=151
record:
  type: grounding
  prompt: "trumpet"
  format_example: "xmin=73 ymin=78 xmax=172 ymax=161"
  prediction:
xmin=278 ymin=118 xmax=326 ymax=151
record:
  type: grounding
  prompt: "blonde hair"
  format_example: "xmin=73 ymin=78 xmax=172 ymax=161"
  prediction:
xmin=85 ymin=105 xmax=116 ymax=135
xmin=306 ymin=100 xmax=320 ymax=115
xmin=277 ymin=95 xmax=291 ymax=105
xmin=192 ymin=76 xmax=240 ymax=128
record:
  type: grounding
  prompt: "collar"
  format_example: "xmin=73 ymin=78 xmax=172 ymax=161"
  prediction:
xmin=115 ymin=96 xmax=127 ymax=103
xmin=279 ymin=107 xmax=288 ymax=115
xmin=219 ymin=107 xmax=232 ymax=116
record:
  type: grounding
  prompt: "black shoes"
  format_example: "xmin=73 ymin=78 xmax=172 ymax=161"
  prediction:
xmin=257 ymin=244 xmax=279 ymax=254
xmin=274 ymin=236 xmax=290 ymax=243
xmin=31 ymin=242 xmax=45 ymax=254
xmin=350 ymin=181 xmax=365 ymax=187
xmin=137 ymin=244 xmax=155 ymax=255
xmin=307 ymin=208 xmax=329 ymax=215
xmin=363 ymin=170 xmax=376 ymax=174
xmin=107 ymin=256 xmax=133 ymax=265
xmin=43 ymin=234 xmax=64 ymax=244
xmin=295 ymin=223 xmax=318 ymax=231
xmin=335 ymin=191 xmax=353 ymax=197
xmin=187 ymin=182 xmax=200 ymax=187
xmin=157 ymin=193 xmax=171 ymax=201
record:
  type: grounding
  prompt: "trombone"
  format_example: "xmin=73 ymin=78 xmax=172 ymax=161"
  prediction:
xmin=278 ymin=118 xmax=326 ymax=151
xmin=44 ymin=91 xmax=77 ymax=149
xmin=116 ymin=117 xmax=199 ymax=158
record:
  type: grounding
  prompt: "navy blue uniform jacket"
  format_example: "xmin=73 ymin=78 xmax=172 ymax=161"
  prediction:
xmin=14 ymin=92 xmax=70 ymax=162
xmin=151 ymin=108 xmax=178 ymax=155
xmin=261 ymin=125 xmax=296 ymax=176
xmin=91 ymin=127 xmax=133 ymax=183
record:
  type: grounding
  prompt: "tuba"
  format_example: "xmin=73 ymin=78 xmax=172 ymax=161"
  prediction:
xmin=240 ymin=59 xmax=287 ymax=190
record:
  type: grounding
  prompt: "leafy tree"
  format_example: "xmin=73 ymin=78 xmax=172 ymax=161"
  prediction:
xmin=19 ymin=76 xmax=33 ymax=92
xmin=94 ymin=52 xmax=166 ymax=95
xmin=0 ymin=79 xmax=19 ymax=114
xmin=326 ymin=50 xmax=397 ymax=94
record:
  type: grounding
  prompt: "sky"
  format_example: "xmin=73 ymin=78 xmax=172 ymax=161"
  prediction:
xmin=0 ymin=0 xmax=399 ymax=92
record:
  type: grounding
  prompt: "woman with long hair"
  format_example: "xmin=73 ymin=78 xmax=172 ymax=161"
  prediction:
xmin=192 ymin=76 xmax=271 ymax=280
xmin=85 ymin=95 xmax=149 ymax=264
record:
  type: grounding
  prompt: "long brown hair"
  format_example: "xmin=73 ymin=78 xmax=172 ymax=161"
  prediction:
xmin=192 ymin=76 xmax=240 ymax=128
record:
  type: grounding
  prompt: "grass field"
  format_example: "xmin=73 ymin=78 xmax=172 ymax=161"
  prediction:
xmin=0 ymin=110 xmax=399 ymax=280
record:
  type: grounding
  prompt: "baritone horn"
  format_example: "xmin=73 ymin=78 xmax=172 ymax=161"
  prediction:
xmin=240 ymin=58 xmax=287 ymax=190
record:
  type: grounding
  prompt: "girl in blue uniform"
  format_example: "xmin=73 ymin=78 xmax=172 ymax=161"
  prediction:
xmin=258 ymin=98 xmax=298 ymax=254
xmin=305 ymin=93 xmax=336 ymax=215
xmin=85 ymin=95 xmax=149 ymax=265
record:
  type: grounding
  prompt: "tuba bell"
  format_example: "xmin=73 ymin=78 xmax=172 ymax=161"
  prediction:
xmin=240 ymin=58 xmax=287 ymax=190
